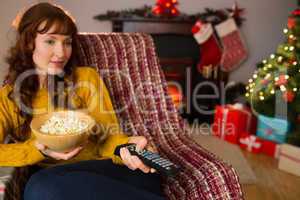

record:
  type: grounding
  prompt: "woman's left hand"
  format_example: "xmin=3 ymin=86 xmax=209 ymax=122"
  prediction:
xmin=120 ymin=136 xmax=156 ymax=173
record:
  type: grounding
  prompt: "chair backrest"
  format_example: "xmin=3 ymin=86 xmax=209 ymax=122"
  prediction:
xmin=76 ymin=33 xmax=188 ymax=149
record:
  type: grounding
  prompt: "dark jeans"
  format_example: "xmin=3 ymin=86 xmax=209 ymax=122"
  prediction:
xmin=24 ymin=160 xmax=165 ymax=200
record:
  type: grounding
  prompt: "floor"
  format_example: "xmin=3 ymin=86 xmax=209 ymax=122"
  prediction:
xmin=242 ymin=150 xmax=300 ymax=200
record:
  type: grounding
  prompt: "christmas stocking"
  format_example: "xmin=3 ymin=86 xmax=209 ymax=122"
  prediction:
xmin=215 ymin=18 xmax=248 ymax=72
xmin=192 ymin=21 xmax=222 ymax=78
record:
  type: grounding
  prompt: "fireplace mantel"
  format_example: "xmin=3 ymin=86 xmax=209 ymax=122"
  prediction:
xmin=96 ymin=17 xmax=195 ymax=34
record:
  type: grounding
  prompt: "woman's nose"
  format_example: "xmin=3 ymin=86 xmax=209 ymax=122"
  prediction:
xmin=54 ymin=44 xmax=66 ymax=58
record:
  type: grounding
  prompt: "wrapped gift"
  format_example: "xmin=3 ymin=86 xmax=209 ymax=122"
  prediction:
xmin=261 ymin=139 xmax=281 ymax=158
xmin=239 ymin=133 xmax=263 ymax=153
xmin=256 ymin=114 xmax=290 ymax=143
xmin=212 ymin=104 xmax=256 ymax=144
xmin=278 ymin=144 xmax=300 ymax=177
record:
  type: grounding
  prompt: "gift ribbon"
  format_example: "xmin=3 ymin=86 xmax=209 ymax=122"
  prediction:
xmin=274 ymin=145 xmax=281 ymax=158
xmin=265 ymin=128 xmax=273 ymax=136
xmin=239 ymin=135 xmax=262 ymax=152
xmin=228 ymin=104 xmax=252 ymax=132
xmin=219 ymin=104 xmax=252 ymax=139
xmin=220 ymin=108 xmax=229 ymax=140
xmin=280 ymin=152 xmax=300 ymax=164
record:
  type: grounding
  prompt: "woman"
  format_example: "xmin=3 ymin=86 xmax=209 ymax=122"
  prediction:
xmin=2 ymin=3 xmax=164 ymax=200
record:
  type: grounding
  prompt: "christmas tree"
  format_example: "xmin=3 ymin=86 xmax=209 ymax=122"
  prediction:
xmin=245 ymin=8 xmax=300 ymax=146
xmin=152 ymin=0 xmax=179 ymax=17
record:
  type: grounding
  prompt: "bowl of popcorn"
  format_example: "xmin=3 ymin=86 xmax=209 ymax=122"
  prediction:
xmin=31 ymin=110 xmax=96 ymax=152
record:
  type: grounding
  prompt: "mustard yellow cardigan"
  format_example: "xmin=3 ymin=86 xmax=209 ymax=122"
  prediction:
xmin=0 ymin=67 xmax=129 ymax=167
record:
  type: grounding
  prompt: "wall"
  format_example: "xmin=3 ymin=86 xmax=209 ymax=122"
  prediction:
xmin=0 ymin=0 xmax=297 ymax=84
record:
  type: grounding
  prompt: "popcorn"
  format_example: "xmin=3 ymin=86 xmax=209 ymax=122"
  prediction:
xmin=40 ymin=111 xmax=89 ymax=135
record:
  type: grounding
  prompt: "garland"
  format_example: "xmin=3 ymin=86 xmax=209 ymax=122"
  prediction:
xmin=94 ymin=5 xmax=245 ymax=27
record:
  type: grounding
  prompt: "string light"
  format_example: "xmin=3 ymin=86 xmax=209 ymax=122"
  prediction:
xmin=263 ymin=67 xmax=268 ymax=71
xmin=259 ymin=96 xmax=265 ymax=101
xmin=289 ymin=46 xmax=295 ymax=51
xmin=253 ymin=74 xmax=258 ymax=79
xmin=270 ymin=89 xmax=275 ymax=94
xmin=250 ymin=89 xmax=254 ymax=93
xmin=285 ymin=75 xmax=290 ymax=79
xmin=293 ymin=61 xmax=297 ymax=66
xmin=262 ymin=60 xmax=267 ymax=64
xmin=248 ymin=79 xmax=253 ymax=83
xmin=259 ymin=92 xmax=264 ymax=96
xmin=283 ymin=28 xmax=288 ymax=34
xmin=246 ymin=86 xmax=249 ymax=90
xmin=277 ymin=56 xmax=283 ymax=62
xmin=268 ymin=64 xmax=272 ymax=68
xmin=265 ymin=73 xmax=271 ymax=79
xmin=245 ymin=93 xmax=250 ymax=97
xmin=289 ymin=34 xmax=295 ymax=40
xmin=275 ymin=77 xmax=279 ymax=81
xmin=293 ymin=88 xmax=298 ymax=92
xmin=270 ymin=54 xmax=275 ymax=59
xmin=284 ymin=46 xmax=289 ymax=51
xmin=280 ymin=85 xmax=286 ymax=92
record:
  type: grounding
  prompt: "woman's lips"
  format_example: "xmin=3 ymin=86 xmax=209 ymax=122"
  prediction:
xmin=50 ymin=61 xmax=64 ymax=67
xmin=51 ymin=61 xmax=64 ymax=64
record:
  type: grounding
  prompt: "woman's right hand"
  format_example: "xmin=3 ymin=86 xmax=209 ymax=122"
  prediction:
xmin=35 ymin=141 xmax=83 ymax=160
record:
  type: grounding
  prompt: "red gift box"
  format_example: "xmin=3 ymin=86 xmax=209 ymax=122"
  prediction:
xmin=212 ymin=104 xmax=256 ymax=144
xmin=261 ymin=139 xmax=281 ymax=158
xmin=239 ymin=133 xmax=263 ymax=153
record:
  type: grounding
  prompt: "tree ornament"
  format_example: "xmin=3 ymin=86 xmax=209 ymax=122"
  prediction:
xmin=288 ymin=17 xmax=296 ymax=29
xmin=228 ymin=2 xmax=244 ymax=19
xmin=152 ymin=0 xmax=180 ymax=17
xmin=292 ymin=9 xmax=300 ymax=16
xmin=282 ymin=91 xmax=295 ymax=102
xmin=275 ymin=75 xmax=288 ymax=86
xmin=261 ymin=79 xmax=269 ymax=86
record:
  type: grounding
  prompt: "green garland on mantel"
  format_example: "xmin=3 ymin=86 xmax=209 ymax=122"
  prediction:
xmin=94 ymin=5 xmax=245 ymax=26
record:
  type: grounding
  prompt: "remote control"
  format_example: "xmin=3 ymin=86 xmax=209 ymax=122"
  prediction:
xmin=114 ymin=143 xmax=181 ymax=177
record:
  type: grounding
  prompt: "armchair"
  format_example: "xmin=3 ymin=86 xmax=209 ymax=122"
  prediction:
xmin=3 ymin=32 xmax=243 ymax=200
xmin=75 ymin=33 xmax=243 ymax=200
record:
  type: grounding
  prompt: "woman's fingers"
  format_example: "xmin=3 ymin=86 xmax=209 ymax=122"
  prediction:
xmin=36 ymin=143 xmax=83 ymax=160
xmin=131 ymin=156 xmax=150 ymax=173
xmin=53 ymin=146 xmax=83 ymax=160
xmin=123 ymin=137 xmax=159 ymax=173
xmin=120 ymin=147 xmax=154 ymax=173
xmin=120 ymin=148 xmax=136 ymax=170
xmin=132 ymin=136 xmax=147 ymax=152
xmin=35 ymin=141 xmax=46 ymax=151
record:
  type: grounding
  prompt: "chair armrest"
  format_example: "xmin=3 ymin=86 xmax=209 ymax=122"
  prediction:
xmin=158 ymin=135 xmax=243 ymax=200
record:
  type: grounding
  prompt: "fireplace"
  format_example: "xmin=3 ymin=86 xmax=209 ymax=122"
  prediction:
xmin=151 ymin=33 xmax=199 ymax=116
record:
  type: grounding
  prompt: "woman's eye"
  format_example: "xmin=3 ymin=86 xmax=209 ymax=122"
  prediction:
xmin=45 ymin=40 xmax=55 ymax=45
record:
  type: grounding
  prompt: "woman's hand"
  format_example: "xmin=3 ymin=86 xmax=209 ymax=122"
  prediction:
xmin=35 ymin=141 xmax=83 ymax=160
xmin=120 ymin=136 xmax=157 ymax=174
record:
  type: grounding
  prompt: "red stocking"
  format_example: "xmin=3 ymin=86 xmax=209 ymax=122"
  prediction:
xmin=192 ymin=21 xmax=222 ymax=78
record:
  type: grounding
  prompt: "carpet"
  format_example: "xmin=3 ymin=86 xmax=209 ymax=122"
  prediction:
xmin=190 ymin=132 xmax=257 ymax=185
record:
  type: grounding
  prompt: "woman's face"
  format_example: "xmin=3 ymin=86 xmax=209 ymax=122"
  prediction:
xmin=32 ymin=22 xmax=73 ymax=75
